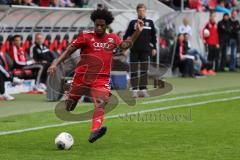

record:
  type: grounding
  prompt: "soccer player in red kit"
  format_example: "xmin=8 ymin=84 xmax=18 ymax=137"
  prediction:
xmin=48 ymin=9 xmax=144 ymax=143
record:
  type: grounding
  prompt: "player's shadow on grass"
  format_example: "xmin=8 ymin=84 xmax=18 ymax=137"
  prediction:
xmin=55 ymin=92 xmax=119 ymax=122
xmin=54 ymin=62 xmax=172 ymax=122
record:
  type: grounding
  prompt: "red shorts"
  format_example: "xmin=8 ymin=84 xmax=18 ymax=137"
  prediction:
xmin=67 ymin=73 xmax=111 ymax=102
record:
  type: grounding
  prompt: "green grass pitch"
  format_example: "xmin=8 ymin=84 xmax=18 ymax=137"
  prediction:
xmin=0 ymin=72 xmax=240 ymax=160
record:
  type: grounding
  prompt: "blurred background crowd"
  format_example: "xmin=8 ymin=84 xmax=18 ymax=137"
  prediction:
xmin=160 ymin=0 xmax=238 ymax=12
xmin=0 ymin=0 xmax=89 ymax=7
xmin=0 ymin=0 xmax=239 ymax=101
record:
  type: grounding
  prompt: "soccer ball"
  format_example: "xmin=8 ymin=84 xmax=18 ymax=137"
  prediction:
xmin=203 ymin=29 xmax=210 ymax=38
xmin=55 ymin=132 xmax=74 ymax=150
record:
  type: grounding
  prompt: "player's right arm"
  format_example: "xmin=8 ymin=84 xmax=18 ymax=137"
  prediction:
xmin=48 ymin=32 xmax=86 ymax=75
xmin=47 ymin=45 xmax=78 ymax=75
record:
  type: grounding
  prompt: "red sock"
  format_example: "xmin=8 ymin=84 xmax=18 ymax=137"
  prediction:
xmin=91 ymin=106 xmax=104 ymax=132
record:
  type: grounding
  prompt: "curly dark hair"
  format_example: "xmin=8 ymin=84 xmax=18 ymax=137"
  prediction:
xmin=90 ymin=9 xmax=114 ymax=25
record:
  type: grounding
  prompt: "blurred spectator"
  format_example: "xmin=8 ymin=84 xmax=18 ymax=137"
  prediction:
xmin=39 ymin=0 xmax=51 ymax=6
xmin=0 ymin=34 xmax=24 ymax=100
xmin=52 ymin=0 xmax=58 ymax=6
xmin=202 ymin=0 xmax=209 ymax=8
xmin=9 ymin=0 xmax=87 ymax=7
xmin=229 ymin=10 xmax=240 ymax=71
xmin=10 ymin=35 xmax=34 ymax=67
xmin=12 ymin=0 xmax=22 ymax=5
xmin=202 ymin=12 xmax=220 ymax=74
xmin=32 ymin=33 xmax=54 ymax=84
xmin=0 ymin=0 xmax=11 ymax=4
xmin=184 ymin=33 xmax=210 ymax=76
xmin=38 ymin=0 xmax=48 ymax=6
xmin=10 ymin=35 xmax=46 ymax=92
xmin=225 ymin=0 xmax=238 ymax=8
xmin=179 ymin=17 xmax=192 ymax=36
xmin=188 ymin=0 xmax=204 ymax=11
xmin=217 ymin=13 xmax=231 ymax=71
xmin=0 ymin=63 xmax=13 ymax=100
xmin=232 ymin=0 xmax=238 ymax=6
xmin=59 ymin=0 xmax=74 ymax=7
xmin=178 ymin=17 xmax=192 ymax=47
xmin=33 ymin=0 xmax=38 ymax=4
xmin=173 ymin=33 xmax=195 ymax=77
xmin=158 ymin=36 xmax=171 ymax=66
xmin=158 ymin=0 xmax=238 ymax=12
xmin=22 ymin=0 xmax=37 ymax=6
xmin=208 ymin=0 xmax=218 ymax=10
xmin=215 ymin=0 xmax=231 ymax=14
xmin=73 ymin=0 xmax=84 ymax=7
xmin=0 ymin=55 xmax=24 ymax=101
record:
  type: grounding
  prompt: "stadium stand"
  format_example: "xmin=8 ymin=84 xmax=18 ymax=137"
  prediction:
xmin=159 ymin=0 xmax=238 ymax=12
xmin=0 ymin=0 xmax=239 ymax=98
xmin=8 ymin=0 xmax=89 ymax=7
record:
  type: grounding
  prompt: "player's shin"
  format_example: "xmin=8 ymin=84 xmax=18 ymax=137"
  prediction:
xmin=65 ymin=91 xmax=81 ymax=111
xmin=91 ymin=98 xmax=106 ymax=132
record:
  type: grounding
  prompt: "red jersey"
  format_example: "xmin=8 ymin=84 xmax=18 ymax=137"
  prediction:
xmin=71 ymin=31 xmax=122 ymax=78
xmin=10 ymin=46 xmax=28 ymax=66
xmin=202 ymin=21 xmax=219 ymax=45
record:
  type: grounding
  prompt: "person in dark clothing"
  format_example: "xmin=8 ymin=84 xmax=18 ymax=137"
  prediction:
xmin=0 ymin=55 xmax=14 ymax=100
xmin=73 ymin=0 xmax=83 ymax=7
xmin=0 ymin=55 xmax=23 ymax=100
xmin=218 ymin=13 xmax=231 ymax=71
xmin=173 ymin=34 xmax=195 ymax=77
xmin=32 ymin=33 xmax=54 ymax=84
xmin=123 ymin=3 xmax=157 ymax=98
xmin=229 ymin=10 xmax=240 ymax=71
xmin=0 ymin=0 xmax=10 ymax=4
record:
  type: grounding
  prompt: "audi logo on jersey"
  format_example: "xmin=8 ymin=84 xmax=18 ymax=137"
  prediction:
xmin=93 ymin=42 xmax=111 ymax=49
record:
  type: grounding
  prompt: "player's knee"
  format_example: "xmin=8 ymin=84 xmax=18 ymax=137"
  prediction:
xmin=95 ymin=97 xmax=108 ymax=108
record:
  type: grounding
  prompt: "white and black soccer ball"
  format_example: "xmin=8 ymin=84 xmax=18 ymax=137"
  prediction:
xmin=203 ymin=29 xmax=210 ymax=38
xmin=55 ymin=132 xmax=74 ymax=150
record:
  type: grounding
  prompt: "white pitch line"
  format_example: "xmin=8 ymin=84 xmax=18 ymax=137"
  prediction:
xmin=0 ymin=88 xmax=235 ymax=119
xmin=0 ymin=95 xmax=239 ymax=136
xmin=142 ymin=89 xmax=240 ymax=104
xmin=119 ymin=89 xmax=240 ymax=105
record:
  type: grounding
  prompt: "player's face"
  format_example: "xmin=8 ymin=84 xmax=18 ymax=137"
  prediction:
xmin=14 ymin=37 xmax=21 ymax=47
xmin=95 ymin=19 xmax=107 ymax=37
xmin=137 ymin=7 xmax=146 ymax=19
